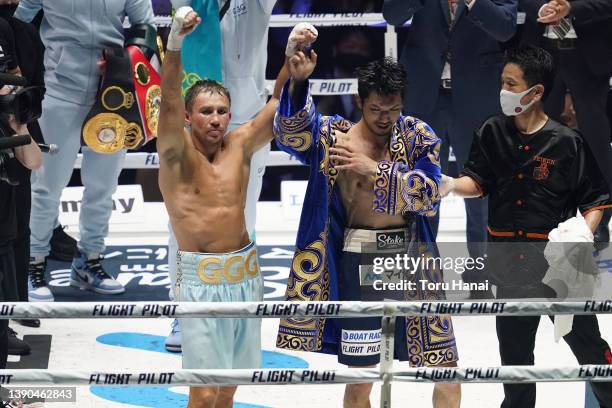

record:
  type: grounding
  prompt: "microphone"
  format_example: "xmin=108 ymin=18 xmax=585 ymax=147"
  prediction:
xmin=38 ymin=143 xmax=58 ymax=154
xmin=0 ymin=134 xmax=31 ymax=151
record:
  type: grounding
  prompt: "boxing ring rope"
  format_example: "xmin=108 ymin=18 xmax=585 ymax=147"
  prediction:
xmin=0 ymin=365 xmax=611 ymax=387
xmin=0 ymin=300 xmax=611 ymax=406
xmin=0 ymin=300 xmax=610 ymax=319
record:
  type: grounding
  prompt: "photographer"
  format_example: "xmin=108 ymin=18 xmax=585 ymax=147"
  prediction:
xmin=1 ymin=1 xmax=45 ymax=335
xmin=0 ymin=84 xmax=43 ymax=370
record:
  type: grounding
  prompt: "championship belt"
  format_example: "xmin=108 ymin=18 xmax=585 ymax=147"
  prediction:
xmin=125 ymin=24 xmax=162 ymax=146
xmin=82 ymin=24 xmax=161 ymax=154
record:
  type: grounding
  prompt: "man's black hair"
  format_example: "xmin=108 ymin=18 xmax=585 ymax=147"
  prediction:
xmin=356 ymin=57 xmax=406 ymax=100
xmin=504 ymin=45 xmax=555 ymax=100
xmin=184 ymin=79 xmax=231 ymax=112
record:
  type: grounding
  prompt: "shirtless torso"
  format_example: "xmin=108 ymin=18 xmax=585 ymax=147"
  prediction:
xmin=335 ymin=126 xmax=406 ymax=229
xmin=159 ymin=127 xmax=251 ymax=254
xmin=156 ymin=11 xmax=304 ymax=256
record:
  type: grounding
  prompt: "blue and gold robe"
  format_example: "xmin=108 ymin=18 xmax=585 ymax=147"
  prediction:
xmin=273 ymin=82 xmax=458 ymax=366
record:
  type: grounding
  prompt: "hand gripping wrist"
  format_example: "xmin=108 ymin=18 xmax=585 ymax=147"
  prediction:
xmin=167 ymin=6 xmax=194 ymax=51
xmin=440 ymin=175 xmax=456 ymax=197
xmin=285 ymin=22 xmax=318 ymax=57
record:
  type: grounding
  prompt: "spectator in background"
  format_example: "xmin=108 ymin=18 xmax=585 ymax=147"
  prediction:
xmin=519 ymin=0 xmax=612 ymax=250
xmin=316 ymin=29 xmax=373 ymax=122
xmin=383 ymin=0 xmax=517 ymax=297
xmin=15 ymin=0 xmax=155 ymax=301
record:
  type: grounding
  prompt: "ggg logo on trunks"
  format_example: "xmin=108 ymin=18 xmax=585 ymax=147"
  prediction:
xmin=376 ymin=231 xmax=405 ymax=251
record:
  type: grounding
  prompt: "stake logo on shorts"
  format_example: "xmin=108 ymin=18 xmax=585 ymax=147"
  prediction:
xmin=376 ymin=232 xmax=405 ymax=251
xmin=341 ymin=329 xmax=382 ymax=356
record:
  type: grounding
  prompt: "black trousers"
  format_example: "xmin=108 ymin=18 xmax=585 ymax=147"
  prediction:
xmin=543 ymin=42 xmax=612 ymax=195
xmin=12 ymin=167 xmax=30 ymax=302
xmin=496 ymin=286 xmax=612 ymax=408
xmin=0 ymin=243 xmax=18 ymax=368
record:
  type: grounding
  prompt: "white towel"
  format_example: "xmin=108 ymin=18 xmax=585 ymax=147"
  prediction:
xmin=542 ymin=213 xmax=597 ymax=342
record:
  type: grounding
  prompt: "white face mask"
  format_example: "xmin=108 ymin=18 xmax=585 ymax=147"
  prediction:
xmin=500 ymin=86 xmax=538 ymax=116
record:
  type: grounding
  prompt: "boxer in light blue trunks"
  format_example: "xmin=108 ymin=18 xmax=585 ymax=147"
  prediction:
xmin=157 ymin=8 xmax=316 ymax=407
xmin=176 ymin=243 xmax=262 ymax=370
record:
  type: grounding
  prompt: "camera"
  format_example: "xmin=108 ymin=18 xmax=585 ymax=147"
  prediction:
xmin=0 ymin=72 xmax=43 ymax=185
xmin=0 ymin=72 xmax=43 ymax=124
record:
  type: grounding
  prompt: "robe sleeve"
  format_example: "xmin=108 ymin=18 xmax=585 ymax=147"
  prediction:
xmin=273 ymin=80 xmax=323 ymax=165
xmin=373 ymin=118 xmax=441 ymax=217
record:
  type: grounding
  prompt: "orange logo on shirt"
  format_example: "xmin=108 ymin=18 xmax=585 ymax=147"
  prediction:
xmin=533 ymin=156 xmax=556 ymax=180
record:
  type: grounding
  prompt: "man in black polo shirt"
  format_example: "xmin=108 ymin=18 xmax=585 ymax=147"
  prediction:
xmin=442 ymin=45 xmax=612 ymax=408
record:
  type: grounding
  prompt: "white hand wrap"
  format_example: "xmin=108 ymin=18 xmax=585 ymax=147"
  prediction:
xmin=440 ymin=175 xmax=455 ymax=198
xmin=285 ymin=23 xmax=318 ymax=57
xmin=167 ymin=6 xmax=195 ymax=51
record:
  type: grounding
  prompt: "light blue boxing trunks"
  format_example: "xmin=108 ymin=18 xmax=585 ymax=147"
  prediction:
xmin=175 ymin=241 xmax=263 ymax=369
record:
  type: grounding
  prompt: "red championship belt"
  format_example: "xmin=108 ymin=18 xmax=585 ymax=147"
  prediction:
xmin=127 ymin=45 xmax=161 ymax=149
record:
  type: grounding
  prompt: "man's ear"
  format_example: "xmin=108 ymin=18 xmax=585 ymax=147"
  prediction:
xmin=534 ymin=84 xmax=546 ymax=100
xmin=355 ymin=95 xmax=363 ymax=110
xmin=185 ymin=111 xmax=191 ymax=128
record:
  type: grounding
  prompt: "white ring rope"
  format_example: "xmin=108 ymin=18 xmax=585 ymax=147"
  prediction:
xmin=0 ymin=300 xmax=610 ymax=319
xmin=0 ymin=365 xmax=610 ymax=387
xmin=148 ymin=13 xmax=528 ymax=28
xmin=150 ymin=13 xmax=401 ymax=28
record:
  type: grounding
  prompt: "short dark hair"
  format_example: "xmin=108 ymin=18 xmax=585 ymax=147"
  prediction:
xmin=356 ymin=57 xmax=406 ymax=100
xmin=184 ymin=79 xmax=231 ymax=112
xmin=504 ymin=45 xmax=555 ymax=100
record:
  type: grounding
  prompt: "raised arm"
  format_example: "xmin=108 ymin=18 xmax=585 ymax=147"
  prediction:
xmin=273 ymin=24 xmax=324 ymax=164
xmin=241 ymin=24 xmax=318 ymax=157
xmin=157 ymin=7 xmax=200 ymax=166
xmin=239 ymin=59 xmax=291 ymax=157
